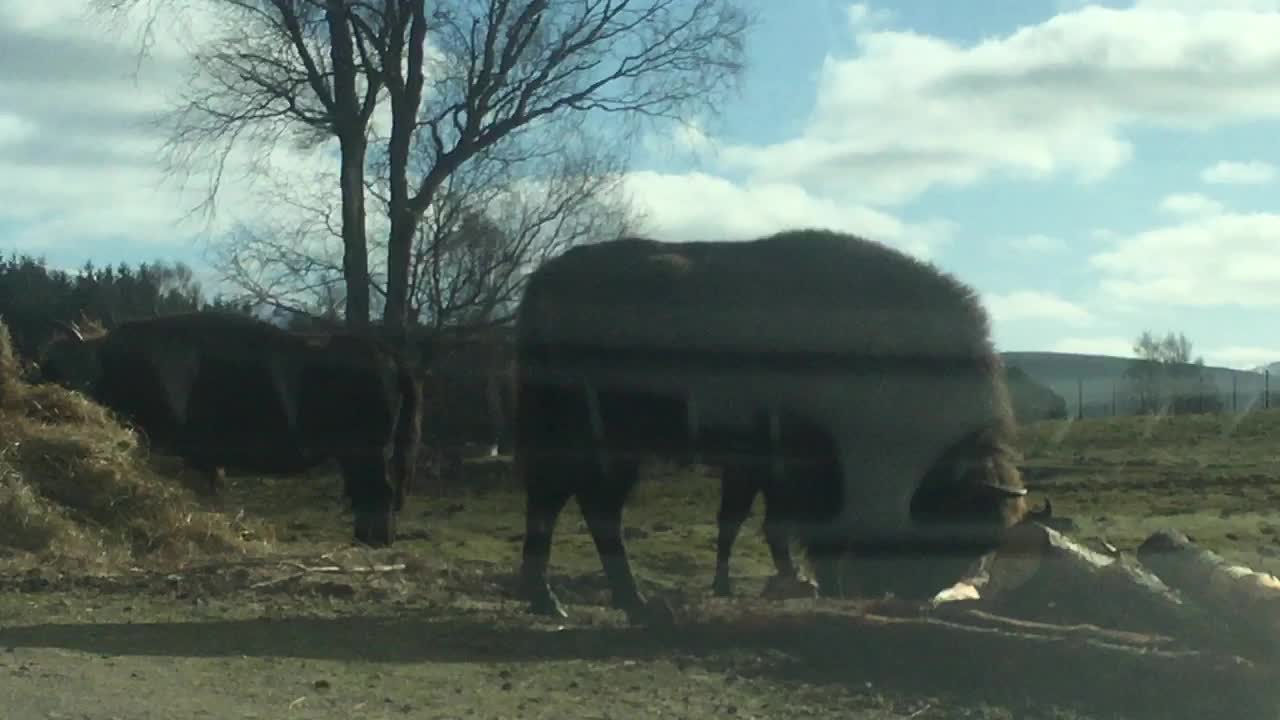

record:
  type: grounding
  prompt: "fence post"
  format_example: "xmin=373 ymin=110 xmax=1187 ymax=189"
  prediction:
xmin=1268 ymin=370 xmax=1271 ymax=410
xmin=1077 ymin=377 xmax=1083 ymax=420
xmin=1233 ymin=374 xmax=1238 ymax=413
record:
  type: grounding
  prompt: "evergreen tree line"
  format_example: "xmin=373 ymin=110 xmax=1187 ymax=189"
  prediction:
xmin=0 ymin=253 xmax=252 ymax=361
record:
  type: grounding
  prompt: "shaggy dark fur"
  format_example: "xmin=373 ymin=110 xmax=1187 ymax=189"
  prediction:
xmin=39 ymin=312 xmax=421 ymax=546
xmin=513 ymin=228 xmax=1028 ymax=623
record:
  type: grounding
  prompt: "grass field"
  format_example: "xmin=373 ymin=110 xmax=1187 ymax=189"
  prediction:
xmin=0 ymin=404 xmax=1278 ymax=719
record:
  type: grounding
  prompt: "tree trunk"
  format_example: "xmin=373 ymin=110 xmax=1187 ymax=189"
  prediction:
xmin=381 ymin=81 xmax=413 ymax=328
xmin=326 ymin=1 xmax=370 ymax=328
xmin=380 ymin=0 xmax=428 ymax=332
xmin=338 ymin=131 xmax=371 ymax=327
xmin=383 ymin=195 xmax=414 ymax=329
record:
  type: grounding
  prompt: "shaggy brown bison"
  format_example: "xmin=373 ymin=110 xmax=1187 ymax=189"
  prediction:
xmin=422 ymin=328 xmax=515 ymax=461
xmin=38 ymin=312 xmax=421 ymax=546
xmin=713 ymin=435 xmax=1052 ymax=601
xmin=513 ymin=228 xmax=1032 ymax=623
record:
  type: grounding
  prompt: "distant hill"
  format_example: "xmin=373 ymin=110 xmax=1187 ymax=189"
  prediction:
xmin=999 ymin=351 xmax=1274 ymax=418
xmin=1251 ymin=361 xmax=1280 ymax=376
xmin=1003 ymin=366 xmax=1067 ymax=423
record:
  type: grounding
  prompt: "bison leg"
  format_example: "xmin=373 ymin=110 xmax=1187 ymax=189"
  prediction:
xmin=713 ymin=464 xmax=760 ymax=597
xmin=796 ymin=499 xmax=849 ymax=598
xmin=807 ymin=540 xmax=846 ymax=597
xmin=577 ymin=462 xmax=671 ymax=625
xmin=518 ymin=457 xmax=574 ymax=619
xmin=761 ymin=489 xmax=800 ymax=580
xmin=207 ymin=466 xmax=227 ymax=496
xmin=757 ymin=496 xmax=821 ymax=600
xmin=190 ymin=463 xmax=226 ymax=497
xmin=342 ymin=452 xmax=397 ymax=547
xmin=577 ymin=483 xmax=642 ymax=610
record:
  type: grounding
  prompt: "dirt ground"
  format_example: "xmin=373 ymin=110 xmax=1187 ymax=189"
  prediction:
xmin=0 ymin=594 xmax=944 ymax=720
xmin=0 ymin=464 xmax=942 ymax=720
xmin=2 ymin=410 xmax=1280 ymax=720
xmin=0 ymin=544 xmax=955 ymax=720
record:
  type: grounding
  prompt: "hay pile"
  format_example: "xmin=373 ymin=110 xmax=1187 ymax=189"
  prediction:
xmin=0 ymin=318 xmax=267 ymax=573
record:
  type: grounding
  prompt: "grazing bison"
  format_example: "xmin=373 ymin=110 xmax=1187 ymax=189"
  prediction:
xmin=38 ymin=312 xmax=421 ymax=546
xmin=423 ymin=329 xmax=515 ymax=461
xmin=714 ymin=454 xmax=1053 ymax=600
xmin=514 ymin=228 xmax=1033 ymax=623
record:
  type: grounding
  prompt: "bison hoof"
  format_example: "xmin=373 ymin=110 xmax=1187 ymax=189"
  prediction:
xmin=353 ymin=510 xmax=397 ymax=547
xmin=761 ymin=573 xmax=819 ymax=600
xmin=621 ymin=597 xmax=676 ymax=627
xmin=526 ymin=589 xmax=569 ymax=620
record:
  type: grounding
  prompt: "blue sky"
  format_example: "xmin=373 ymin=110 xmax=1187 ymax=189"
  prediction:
xmin=5 ymin=0 xmax=1280 ymax=367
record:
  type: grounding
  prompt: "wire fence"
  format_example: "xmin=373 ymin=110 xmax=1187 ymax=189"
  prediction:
xmin=1062 ymin=370 xmax=1276 ymax=420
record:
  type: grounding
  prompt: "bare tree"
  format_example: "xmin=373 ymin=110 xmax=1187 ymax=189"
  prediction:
xmin=210 ymin=113 xmax=639 ymax=329
xmin=396 ymin=118 xmax=639 ymax=330
xmin=1134 ymin=330 xmax=1198 ymax=365
xmin=95 ymin=0 xmax=752 ymax=331
xmin=1126 ymin=330 xmax=1218 ymax=415
xmin=95 ymin=0 xmax=387 ymax=325
xmin=210 ymin=165 xmax=379 ymax=320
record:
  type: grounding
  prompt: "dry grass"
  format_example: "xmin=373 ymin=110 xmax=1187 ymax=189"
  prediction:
xmin=0 ymin=318 xmax=269 ymax=574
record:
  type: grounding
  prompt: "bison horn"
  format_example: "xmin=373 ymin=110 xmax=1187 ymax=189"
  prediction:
xmin=980 ymin=481 xmax=1028 ymax=497
xmin=49 ymin=319 xmax=84 ymax=343
xmin=1029 ymin=498 xmax=1052 ymax=520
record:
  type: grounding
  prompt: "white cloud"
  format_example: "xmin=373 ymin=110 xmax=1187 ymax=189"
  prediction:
xmin=1009 ymin=233 xmax=1068 ymax=254
xmin=1052 ymin=336 xmax=1136 ymax=357
xmin=985 ymin=291 xmax=1094 ymax=327
xmin=1 ymin=0 xmax=218 ymax=60
xmin=847 ymin=3 xmax=895 ymax=31
xmin=0 ymin=113 xmax=35 ymax=146
xmin=672 ymin=120 xmax=714 ymax=152
xmin=1136 ymin=0 xmax=1280 ymax=12
xmin=0 ymin=1 xmax=93 ymax=34
xmin=621 ymin=171 xmax=953 ymax=259
xmin=1201 ymin=160 xmax=1277 ymax=185
xmin=1203 ymin=345 xmax=1280 ymax=370
xmin=1091 ymin=211 xmax=1280 ymax=306
xmin=0 ymin=0 xmax=365 ymax=271
xmin=12 ymin=0 xmax=1280 ymax=335
xmin=708 ymin=3 xmax=1280 ymax=206
xmin=1158 ymin=192 xmax=1225 ymax=216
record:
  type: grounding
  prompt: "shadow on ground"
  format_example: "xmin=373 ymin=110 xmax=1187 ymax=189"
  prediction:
xmin=1 ymin=606 xmax=1273 ymax=720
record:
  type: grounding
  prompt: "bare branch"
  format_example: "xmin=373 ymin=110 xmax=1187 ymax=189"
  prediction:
xmin=408 ymin=115 xmax=636 ymax=331
xmin=92 ymin=0 xmax=750 ymax=330
xmin=409 ymin=0 xmax=752 ymax=214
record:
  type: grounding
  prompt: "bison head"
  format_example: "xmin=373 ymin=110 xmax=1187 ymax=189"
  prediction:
xmin=39 ymin=320 xmax=105 ymax=393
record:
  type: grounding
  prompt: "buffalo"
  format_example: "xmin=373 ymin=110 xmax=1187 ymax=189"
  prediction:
xmin=422 ymin=329 xmax=515 ymax=461
xmin=38 ymin=311 xmax=421 ymax=546
xmin=513 ymin=228 xmax=1034 ymax=623
xmin=713 ymin=452 xmax=1053 ymax=600
xmin=419 ymin=329 xmax=811 ymax=595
